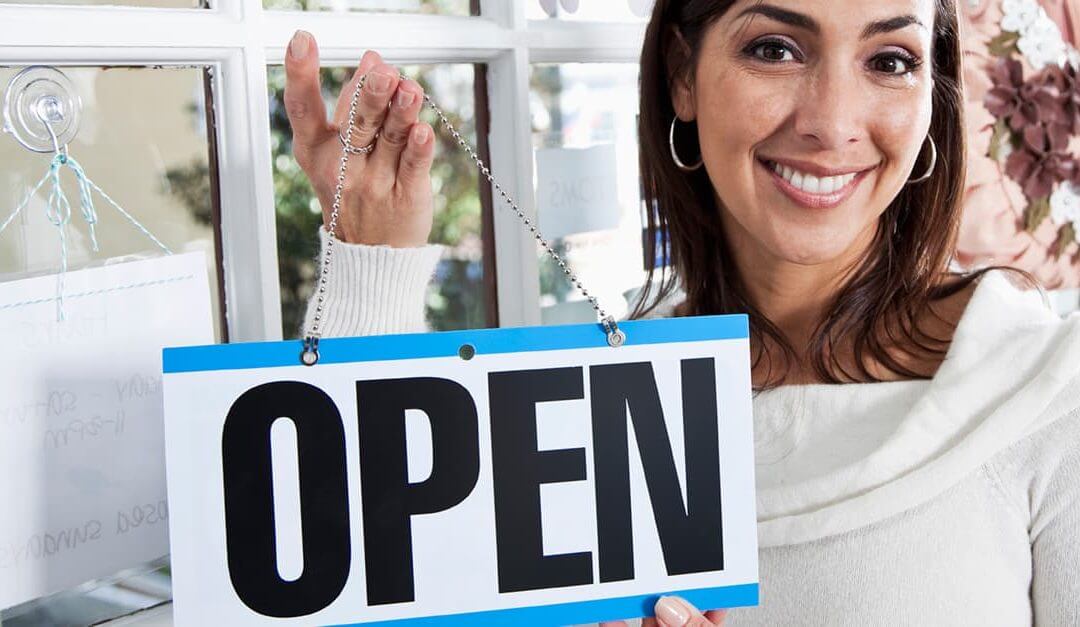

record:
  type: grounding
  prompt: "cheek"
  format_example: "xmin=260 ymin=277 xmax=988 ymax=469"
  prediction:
xmin=696 ymin=74 xmax=795 ymax=189
xmin=700 ymin=74 xmax=793 ymax=150
xmin=872 ymin=90 xmax=933 ymax=174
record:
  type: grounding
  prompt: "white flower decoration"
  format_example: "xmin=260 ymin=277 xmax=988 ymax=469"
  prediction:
xmin=1018 ymin=13 xmax=1069 ymax=69
xmin=1001 ymin=0 xmax=1040 ymax=32
xmin=1000 ymin=0 xmax=1073 ymax=69
xmin=1050 ymin=182 xmax=1080 ymax=227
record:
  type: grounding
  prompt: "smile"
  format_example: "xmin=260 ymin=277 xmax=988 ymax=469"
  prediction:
xmin=758 ymin=158 xmax=876 ymax=209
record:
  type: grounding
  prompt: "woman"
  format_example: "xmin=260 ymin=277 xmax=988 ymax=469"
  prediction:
xmin=281 ymin=0 xmax=1080 ymax=624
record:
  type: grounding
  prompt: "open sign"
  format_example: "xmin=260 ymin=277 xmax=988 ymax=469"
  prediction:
xmin=162 ymin=316 xmax=759 ymax=626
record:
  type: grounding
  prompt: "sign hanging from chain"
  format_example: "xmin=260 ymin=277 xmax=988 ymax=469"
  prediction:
xmin=162 ymin=68 xmax=760 ymax=625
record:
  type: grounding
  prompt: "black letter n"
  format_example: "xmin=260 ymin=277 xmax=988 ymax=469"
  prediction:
xmin=590 ymin=358 xmax=724 ymax=582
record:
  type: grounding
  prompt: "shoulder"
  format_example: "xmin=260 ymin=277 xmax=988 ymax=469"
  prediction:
xmin=966 ymin=268 xmax=1080 ymax=484
xmin=984 ymin=405 xmax=1080 ymax=531
xmin=946 ymin=268 xmax=1080 ymax=369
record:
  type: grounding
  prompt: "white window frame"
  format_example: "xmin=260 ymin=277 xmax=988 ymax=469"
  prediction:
xmin=0 ymin=0 xmax=647 ymax=343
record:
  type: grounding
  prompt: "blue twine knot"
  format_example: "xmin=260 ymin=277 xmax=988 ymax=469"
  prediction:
xmin=1 ymin=152 xmax=172 ymax=321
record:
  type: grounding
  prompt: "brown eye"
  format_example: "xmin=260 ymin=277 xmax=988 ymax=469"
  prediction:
xmin=759 ymin=43 xmax=789 ymax=61
xmin=748 ymin=40 xmax=798 ymax=63
xmin=871 ymin=53 xmax=919 ymax=75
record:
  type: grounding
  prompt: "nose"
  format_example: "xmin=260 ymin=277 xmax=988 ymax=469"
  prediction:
xmin=791 ymin=62 xmax=865 ymax=150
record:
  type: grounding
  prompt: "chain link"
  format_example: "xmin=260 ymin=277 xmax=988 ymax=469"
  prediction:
xmin=302 ymin=71 xmax=624 ymax=365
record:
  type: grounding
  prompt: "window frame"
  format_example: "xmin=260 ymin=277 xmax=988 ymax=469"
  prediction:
xmin=1 ymin=0 xmax=647 ymax=342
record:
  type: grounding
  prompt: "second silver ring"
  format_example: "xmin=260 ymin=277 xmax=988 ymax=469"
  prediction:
xmin=338 ymin=128 xmax=379 ymax=155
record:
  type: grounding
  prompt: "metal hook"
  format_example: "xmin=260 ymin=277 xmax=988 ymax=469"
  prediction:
xmin=602 ymin=316 xmax=626 ymax=348
xmin=35 ymin=96 xmax=68 ymax=161
xmin=300 ymin=335 xmax=320 ymax=366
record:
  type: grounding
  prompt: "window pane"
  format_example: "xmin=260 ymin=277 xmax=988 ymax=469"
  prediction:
xmin=530 ymin=63 xmax=646 ymax=324
xmin=263 ymin=0 xmax=471 ymax=14
xmin=0 ymin=65 xmax=219 ymax=622
xmin=0 ymin=65 xmax=223 ymax=337
xmin=268 ymin=63 xmax=488 ymax=336
xmin=526 ymin=0 xmax=651 ymax=22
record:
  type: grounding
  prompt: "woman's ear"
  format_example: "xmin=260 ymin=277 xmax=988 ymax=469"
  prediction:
xmin=665 ymin=25 xmax=696 ymax=120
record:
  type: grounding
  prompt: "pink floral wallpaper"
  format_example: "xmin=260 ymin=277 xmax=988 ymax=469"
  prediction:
xmin=958 ymin=0 xmax=1080 ymax=287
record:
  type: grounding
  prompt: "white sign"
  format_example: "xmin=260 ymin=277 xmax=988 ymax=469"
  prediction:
xmin=0 ymin=252 xmax=213 ymax=609
xmin=536 ymin=144 xmax=622 ymax=240
xmin=162 ymin=316 xmax=759 ymax=625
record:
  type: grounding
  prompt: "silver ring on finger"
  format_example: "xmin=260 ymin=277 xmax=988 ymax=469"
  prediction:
xmin=339 ymin=127 xmax=379 ymax=155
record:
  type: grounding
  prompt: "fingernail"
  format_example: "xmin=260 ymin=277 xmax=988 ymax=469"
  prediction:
xmin=411 ymin=125 xmax=429 ymax=143
xmin=395 ymin=88 xmax=415 ymax=108
xmin=369 ymin=71 xmax=392 ymax=93
xmin=655 ymin=596 xmax=690 ymax=626
xmin=289 ymin=30 xmax=311 ymax=60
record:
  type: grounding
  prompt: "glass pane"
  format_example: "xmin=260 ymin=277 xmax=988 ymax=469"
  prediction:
xmin=268 ymin=63 xmax=488 ymax=336
xmin=0 ymin=65 xmax=219 ymax=622
xmin=0 ymin=0 xmax=202 ymax=8
xmin=264 ymin=0 xmax=471 ymax=14
xmin=526 ymin=0 xmax=651 ymax=22
xmin=530 ymin=63 xmax=647 ymax=324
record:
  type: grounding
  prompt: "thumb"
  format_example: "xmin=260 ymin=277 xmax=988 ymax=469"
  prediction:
xmin=654 ymin=596 xmax=721 ymax=627
xmin=283 ymin=30 xmax=331 ymax=152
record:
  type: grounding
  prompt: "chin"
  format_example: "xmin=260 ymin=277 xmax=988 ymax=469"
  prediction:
xmin=759 ymin=225 xmax=864 ymax=267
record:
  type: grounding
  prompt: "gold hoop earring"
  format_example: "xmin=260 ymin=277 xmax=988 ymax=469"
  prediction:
xmin=669 ymin=115 xmax=703 ymax=172
xmin=907 ymin=135 xmax=937 ymax=184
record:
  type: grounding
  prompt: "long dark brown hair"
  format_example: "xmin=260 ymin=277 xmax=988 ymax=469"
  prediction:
xmin=631 ymin=0 xmax=1036 ymax=389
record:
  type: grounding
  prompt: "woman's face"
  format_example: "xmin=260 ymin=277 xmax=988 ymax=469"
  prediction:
xmin=671 ymin=0 xmax=937 ymax=268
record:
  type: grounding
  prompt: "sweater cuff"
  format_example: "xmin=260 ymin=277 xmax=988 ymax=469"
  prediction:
xmin=301 ymin=226 xmax=444 ymax=338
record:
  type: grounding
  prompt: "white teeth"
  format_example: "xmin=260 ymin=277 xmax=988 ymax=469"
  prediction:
xmin=770 ymin=161 xmax=857 ymax=195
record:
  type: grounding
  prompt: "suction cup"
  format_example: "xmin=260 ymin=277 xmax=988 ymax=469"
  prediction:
xmin=3 ymin=66 xmax=82 ymax=153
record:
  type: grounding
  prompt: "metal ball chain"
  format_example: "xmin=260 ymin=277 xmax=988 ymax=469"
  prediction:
xmin=302 ymin=70 xmax=625 ymax=366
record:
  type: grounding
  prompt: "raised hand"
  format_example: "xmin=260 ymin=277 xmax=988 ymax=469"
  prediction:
xmin=283 ymin=30 xmax=435 ymax=248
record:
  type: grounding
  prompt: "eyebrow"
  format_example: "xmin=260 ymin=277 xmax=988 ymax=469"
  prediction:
xmin=735 ymin=4 xmax=926 ymax=40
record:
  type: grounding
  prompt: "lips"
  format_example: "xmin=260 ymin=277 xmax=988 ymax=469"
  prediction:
xmin=758 ymin=158 xmax=874 ymax=210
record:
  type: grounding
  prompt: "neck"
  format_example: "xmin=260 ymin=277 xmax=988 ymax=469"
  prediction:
xmin=728 ymin=231 xmax=873 ymax=350
xmin=718 ymin=213 xmax=879 ymax=386
xmin=741 ymin=260 xmax=854 ymax=348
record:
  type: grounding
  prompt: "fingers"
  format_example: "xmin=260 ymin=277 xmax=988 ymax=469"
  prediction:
xmin=336 ymin=60 xmax=401 ymax=166
xmin=598 ymin=622 xmax=629 ymax=627
xmin=393 ymin=122 xmax=435 ymax=197
xmin=654 ymin=596 xmax=726 ymax=627
xmin=334 ymin=50 xmax=382 ymax=128
xmin=704 ymin=610 xmax=728 ymax=624
xmin=367 ymin=77 xmax=425 ymax=185
xmin=284 ymin=30 xmax=331 ymax=162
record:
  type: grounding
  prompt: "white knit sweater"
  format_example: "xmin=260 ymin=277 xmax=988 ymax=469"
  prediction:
xmin=303 ymin=227 xmax=1080 ymax=625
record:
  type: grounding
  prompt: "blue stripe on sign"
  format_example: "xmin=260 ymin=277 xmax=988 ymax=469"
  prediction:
xmin=327 ymin=583 xmax=759 ymax=627
xmin=163 ymin=314 xmax=749 ymax=374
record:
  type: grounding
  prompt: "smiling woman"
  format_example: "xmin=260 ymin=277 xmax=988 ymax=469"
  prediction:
xmin=634 ymin=0 xmax=993 ymax=388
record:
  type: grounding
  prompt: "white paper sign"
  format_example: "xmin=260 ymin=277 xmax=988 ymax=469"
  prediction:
xmin=536 ymin=144 xmax=622 ymax=240
xmin=163 ymin=316 xmax=759 ymax=626
xmin=0 ymin=252 xmax=213 ymax=609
